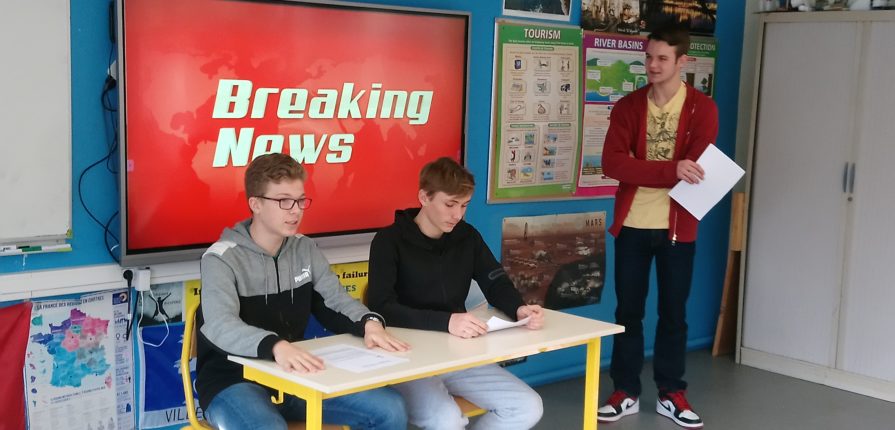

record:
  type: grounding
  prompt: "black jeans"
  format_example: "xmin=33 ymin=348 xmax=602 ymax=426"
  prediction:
xmin=609 ymin=227 xmax=696 ymax=397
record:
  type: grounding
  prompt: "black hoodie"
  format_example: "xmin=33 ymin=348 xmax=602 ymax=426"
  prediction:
xmin=367 ymin=208 xmax=525 ymax=331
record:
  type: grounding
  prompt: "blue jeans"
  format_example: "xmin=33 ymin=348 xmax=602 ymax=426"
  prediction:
xmin=393 ymin=364 xmax=543 ymax=430
xmin=609 ymin=227 xmax=696 ymax=397
xmin=205 ymin=382 xmax=407 ymax=430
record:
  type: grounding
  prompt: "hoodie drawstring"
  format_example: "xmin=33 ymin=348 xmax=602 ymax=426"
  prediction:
xmin=288 ymin=257 xmax=295 ymax=304
xmin=262 ymin=253 xmax=269 ymax=305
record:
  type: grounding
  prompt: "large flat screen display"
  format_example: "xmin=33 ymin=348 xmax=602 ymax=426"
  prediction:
xmin=119 ymin=0 xmax=469 ymax=265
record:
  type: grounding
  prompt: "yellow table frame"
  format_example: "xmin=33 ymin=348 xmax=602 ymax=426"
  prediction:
xmin=240 ymin=337 xmax=604 ymax=430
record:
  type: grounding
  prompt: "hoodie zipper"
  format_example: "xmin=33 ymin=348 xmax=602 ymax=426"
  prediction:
xmin=671 ymin=211 xmax=678 ymax=246
xmin=670 ymin=95 xmax=697 ymax=247
xmin=273 ymin=256 xmax=282 ymax=294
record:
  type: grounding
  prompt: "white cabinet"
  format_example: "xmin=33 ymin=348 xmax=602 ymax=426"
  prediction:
xmin=741 ymin=12 xmax=895 ymax=401
xmin=838 ymin=21 xmax=895 ymax=383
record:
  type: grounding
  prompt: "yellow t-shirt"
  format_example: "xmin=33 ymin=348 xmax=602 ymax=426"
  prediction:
xmin=623 ymin=82 xmax=686 ymax=229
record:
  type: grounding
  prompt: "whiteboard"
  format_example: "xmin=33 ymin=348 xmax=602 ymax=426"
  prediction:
xmin=0 ymin=1 xmax=71 ymax=245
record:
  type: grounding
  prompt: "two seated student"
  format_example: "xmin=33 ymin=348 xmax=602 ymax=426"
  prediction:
xmin=199 ymin=154 xmax=544 ymax=430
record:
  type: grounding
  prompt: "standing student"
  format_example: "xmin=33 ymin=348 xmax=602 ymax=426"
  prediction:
xmin=597 ymin=23 xmax=718 ymax=429
xmin=367 ymin=157 xmax=544 ymax=430
xmin=197 ymin=153 xmax=410 ymax=430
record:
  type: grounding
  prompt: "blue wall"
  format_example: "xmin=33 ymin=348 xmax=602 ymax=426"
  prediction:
xmin=2 ymin=0 xmax=745 ymax=415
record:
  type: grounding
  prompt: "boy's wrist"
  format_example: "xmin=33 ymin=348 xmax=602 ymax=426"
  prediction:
xmin=361 ymin=313 xmax=386 ymax=328
xmin=258 ymin=334 xmax=284 ymax=360
xmin=272 ymin=340 xmax=291 ymax=356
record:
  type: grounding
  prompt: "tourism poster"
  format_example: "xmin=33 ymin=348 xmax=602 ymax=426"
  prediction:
xmin=25 ymin=290 xmax=135 ymax=430
xmin=490 ymin=22 xmax=582 ymax=202
xmin=501 ymin=212 xmax=606 ymax=309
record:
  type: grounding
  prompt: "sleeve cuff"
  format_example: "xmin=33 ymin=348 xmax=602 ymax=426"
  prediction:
xmin=361 ymin=312 xmax=386 ymax=333
xmin=258 ymin=334 xmax=283 ymax=360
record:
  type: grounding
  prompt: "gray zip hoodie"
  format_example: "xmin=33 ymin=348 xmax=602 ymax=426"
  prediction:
xmin=195 ymin=218 xmax=382 ymax=410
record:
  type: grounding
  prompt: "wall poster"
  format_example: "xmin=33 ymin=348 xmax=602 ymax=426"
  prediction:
xmin=504 ymin=0 xmax=572 ymax=22
xmin=489 ymin=22 xmax=583 ymax=202
xmin=137 ymin=281 xmax=189 ymax=429
xmin=25 ymin=289 xmax=135 ymax=430
xmin=575 ymin=33 xmax=716 ymax=197
xmin=581 ymin=0 xmax=642 ymax=34
xmin=501 ymin=212 xmax=606 ymax=309
xmin=640 ymin=1 xmax=717 ymax=36
xmin=575 ymin=32 xmax=647 ymax=197
xmin=682 ymin=36 xmax=717 ymax=98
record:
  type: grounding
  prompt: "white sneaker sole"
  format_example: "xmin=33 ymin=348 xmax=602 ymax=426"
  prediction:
xmin=656 ymin=401 xmax=703 ymax=428
xmin=597 ymin=400 xmax=639 ymax=423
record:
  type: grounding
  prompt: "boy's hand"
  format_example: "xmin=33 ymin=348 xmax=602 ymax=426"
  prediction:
xmin=448 ymin=313 xmax=488 ymax=338
xmin=677 ymin=160 xmax=705 ymax=184
xmin=363 ymin=321 xmax=411 ymax=352
xmin=517 ymin=304 xmax=545 ymax=330
xmin=272 ymin=340 xmax=325 ymax=373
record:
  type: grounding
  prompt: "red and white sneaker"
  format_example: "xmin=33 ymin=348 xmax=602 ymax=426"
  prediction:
xmin=656 ymin=390 xmax=703 ymax=428
xmin=597 ymin=390 xmax=639 ymax=423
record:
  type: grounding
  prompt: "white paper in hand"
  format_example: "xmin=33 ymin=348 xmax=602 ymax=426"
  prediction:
xmin=486 ymin=316 xmax=530 ymax=332
xmin=668 ymin=144 xmax=744 ymax=220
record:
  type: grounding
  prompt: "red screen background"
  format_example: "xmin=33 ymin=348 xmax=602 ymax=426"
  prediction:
xmin=123 ymin=0 xmax=467 ymax=252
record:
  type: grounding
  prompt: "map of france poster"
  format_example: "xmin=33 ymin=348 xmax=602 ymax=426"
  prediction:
xmin=25 ymin=290 xmax=135 ymax=430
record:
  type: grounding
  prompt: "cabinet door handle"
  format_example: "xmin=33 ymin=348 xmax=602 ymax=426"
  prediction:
xmin=848 ymin=163 xmax=856 ymax=194
xmin=843 ymin=162 xmax=849 ymax=193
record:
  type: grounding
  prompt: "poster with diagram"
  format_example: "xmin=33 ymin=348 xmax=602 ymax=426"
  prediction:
xmin=681 ymin=36 xmax=717 ymax=98
xmin=576 ymin=32 xmax=646 ymax=196
xmin=489 ymin=22 xmax=582 ymax=201
xmin=574 ymin=33 xmax=717 ymax=197
xmin=576 ymin=103 xmax=618 ymax=194
xmin=25 ymin=289 xmax=135 ymax=430
xmin=582 ymin=32 xmax=647 ymax=104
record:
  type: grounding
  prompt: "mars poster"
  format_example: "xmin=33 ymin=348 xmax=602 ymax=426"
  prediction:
xmin=501 ymin=212 xmax=606 ymax=309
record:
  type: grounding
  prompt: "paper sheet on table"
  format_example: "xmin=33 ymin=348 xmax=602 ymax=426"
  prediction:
xmin=310 ymin=344 xmax=408 ymax=373
xmin=668 ymin=144 xmax=745 ymax=220
xmin=486 ymin=316 xmax=531 ymax=332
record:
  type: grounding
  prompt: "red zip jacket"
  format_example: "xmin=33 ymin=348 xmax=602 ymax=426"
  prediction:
xmin=602 ymin=83 xmax=719 ymax=243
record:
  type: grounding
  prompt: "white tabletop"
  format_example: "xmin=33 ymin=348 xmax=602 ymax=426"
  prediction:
xmin=230 ymin=308 xmax=623 ymax=395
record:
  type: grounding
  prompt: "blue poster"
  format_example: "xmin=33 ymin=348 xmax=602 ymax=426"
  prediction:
xmin=137 ymin=282 xmax=200 ymax=429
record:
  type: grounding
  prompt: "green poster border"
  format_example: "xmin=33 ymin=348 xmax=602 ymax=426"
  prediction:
xmin=489 ymin=21 xmax=583 ymax=202
xmin=687 ymin=36 xmax=718 ymax=97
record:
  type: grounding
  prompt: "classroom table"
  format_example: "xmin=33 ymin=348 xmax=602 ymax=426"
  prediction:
xmin=229 ymin=308 xmax=624 ymax=430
